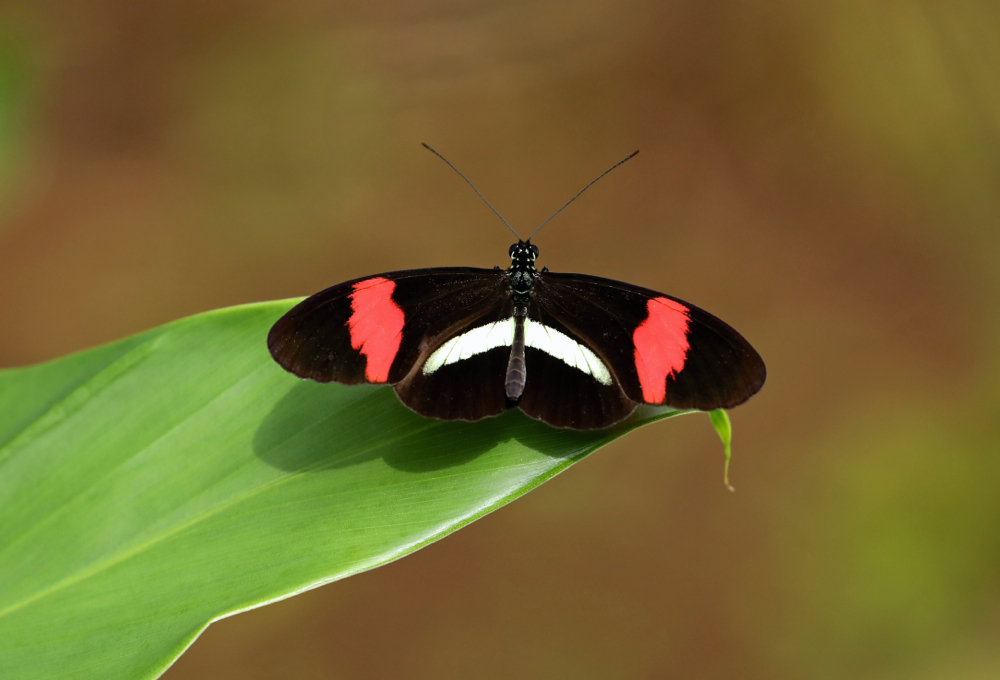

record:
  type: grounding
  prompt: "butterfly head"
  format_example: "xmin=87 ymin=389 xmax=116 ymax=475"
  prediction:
xmin=508 ymin=241 xmax=539 ymax=265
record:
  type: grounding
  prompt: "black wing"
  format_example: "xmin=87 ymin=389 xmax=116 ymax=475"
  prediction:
xmin=531 ymin=271 xmax=766 ymax=412
xmin=515 ymin=297 xmax=638 ymax=429
xmin=268 ymin=267 xmax=508 ymax=390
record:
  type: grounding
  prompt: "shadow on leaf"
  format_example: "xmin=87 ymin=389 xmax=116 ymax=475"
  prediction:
xmin=252 ymin=379 xmax=641 ymax=474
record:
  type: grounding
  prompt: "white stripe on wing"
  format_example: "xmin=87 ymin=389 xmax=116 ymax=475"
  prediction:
xmin=422 ymin=317 xmax=612 ymax=385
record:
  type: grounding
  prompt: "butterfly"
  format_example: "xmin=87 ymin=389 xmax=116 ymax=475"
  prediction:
xmin=267 ymin=146 xmax=766 ymax=430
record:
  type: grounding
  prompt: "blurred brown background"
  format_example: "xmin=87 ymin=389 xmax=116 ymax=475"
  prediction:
xmin=1 ymin=1 xmax=998 ymax=678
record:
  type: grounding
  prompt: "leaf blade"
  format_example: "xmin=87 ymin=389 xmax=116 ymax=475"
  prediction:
xmin=0 ymin=301 xmax=682 ymax=679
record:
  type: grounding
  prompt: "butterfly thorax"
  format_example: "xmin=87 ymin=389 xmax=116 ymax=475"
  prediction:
xmin=507 ymin=241 xmax=538 ymax=305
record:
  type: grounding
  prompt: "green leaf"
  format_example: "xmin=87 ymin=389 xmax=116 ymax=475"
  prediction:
xmin=709 ymin=409 xmax=735 ymax=492
xmin=0 ymin=301 xmax=688 ymax=680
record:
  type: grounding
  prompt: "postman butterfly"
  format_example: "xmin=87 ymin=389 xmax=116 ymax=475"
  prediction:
xmin=268 ymin=146 xmax=766 ymax=430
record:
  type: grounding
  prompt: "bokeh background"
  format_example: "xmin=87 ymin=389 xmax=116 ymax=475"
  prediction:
xmin=1 ymin=1 xmax=998 ymax=678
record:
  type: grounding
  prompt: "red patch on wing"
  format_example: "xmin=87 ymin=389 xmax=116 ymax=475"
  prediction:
xmin=633 ymin=297 xmax=690 ymax=404
xmin=348 ymin=277 xmax=405 ymax=383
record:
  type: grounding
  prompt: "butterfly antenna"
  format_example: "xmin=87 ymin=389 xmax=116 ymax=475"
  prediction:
xmin=527 ymin=150 xmax=639 ymax=242
xmin=422 ymin=143 xmax=521 ymax=241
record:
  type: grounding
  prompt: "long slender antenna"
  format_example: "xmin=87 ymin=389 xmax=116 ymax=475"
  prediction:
xmin=527 ymin=150 xmax=639 ymax=242
xmin=422 ymin=142 xmax=521 ymax=241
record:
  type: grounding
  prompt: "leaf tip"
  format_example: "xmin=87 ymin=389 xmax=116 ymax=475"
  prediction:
xmin=709 ymin=409 xmax=734 ymax=492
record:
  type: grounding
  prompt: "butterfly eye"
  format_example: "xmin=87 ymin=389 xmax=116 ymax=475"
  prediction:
xmin=529 ymin=244 xmax=539 ymax=259
xmin=508 ymin=244 xmax=518 ymax=258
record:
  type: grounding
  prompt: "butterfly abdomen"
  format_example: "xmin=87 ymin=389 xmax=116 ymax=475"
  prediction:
xmin=504 ymin=309 xmax=527 ymax=400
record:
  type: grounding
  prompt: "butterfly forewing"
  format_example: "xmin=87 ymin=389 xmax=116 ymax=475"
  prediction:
xmin=268 ymin=268 xmax=508 ymax=388
xmin=532 ymin=271 xmax=766 ymax=411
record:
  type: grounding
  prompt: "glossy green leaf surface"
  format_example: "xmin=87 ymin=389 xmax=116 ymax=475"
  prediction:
xmin=0 ymin=301 xmax=687 ymax=680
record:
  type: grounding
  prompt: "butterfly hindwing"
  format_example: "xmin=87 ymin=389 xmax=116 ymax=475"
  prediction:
xmin=532 ymin=271 xmax=766 ymax=411
xmin=515 ymin=302 xmax=637 ymax=429
xmin=392 ymin=293 xmax=523 ymax=421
